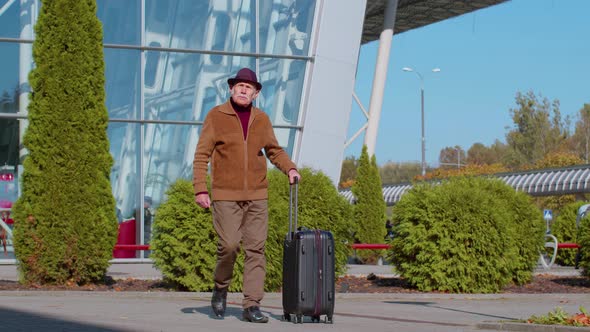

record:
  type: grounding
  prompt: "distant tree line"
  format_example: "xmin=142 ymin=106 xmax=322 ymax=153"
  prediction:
xmin=340 ymin=91 xmax=590 ymax=187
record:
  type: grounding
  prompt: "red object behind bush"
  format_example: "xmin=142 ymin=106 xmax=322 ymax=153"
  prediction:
xmin=113 ymin=219 xmax=136 ymax=258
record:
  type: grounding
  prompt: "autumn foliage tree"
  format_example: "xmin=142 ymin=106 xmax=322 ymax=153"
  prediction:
xmin=339 ymin=155 xmax=358 ymax=188
xmin=438 ymin=146 xmax=465 ymax=170
xmin=505 ymin=91 xmax=570 ymax=169
xmin=570 ymin=104 xmax=590 ymax=162
xmin=418 ymin=163 xmax=508 ymax=181
xmin=379 ymin=161 xmax=421 ymax=184
xmin=466 ymin=140 xmax=510 ymax=166
xmin=11 ymin=0 xmax=117 ymax=285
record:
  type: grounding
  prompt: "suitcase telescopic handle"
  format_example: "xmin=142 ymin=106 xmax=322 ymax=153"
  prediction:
xmin=288 ymin=177 xmax=299 ymax=240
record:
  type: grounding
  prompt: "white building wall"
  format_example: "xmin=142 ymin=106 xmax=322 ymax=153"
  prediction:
xmin=297 ymin=0 xmax=367 ymax=186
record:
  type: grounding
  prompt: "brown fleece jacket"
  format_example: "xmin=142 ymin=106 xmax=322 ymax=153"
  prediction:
xmin=193 ymin=100 xmax=296 ymax=201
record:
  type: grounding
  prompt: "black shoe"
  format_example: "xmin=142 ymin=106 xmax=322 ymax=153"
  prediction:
xmin=242 ymin=306 xmax=269 ymax=323
xmin=211 ymin=287 xmax=227 ymax=318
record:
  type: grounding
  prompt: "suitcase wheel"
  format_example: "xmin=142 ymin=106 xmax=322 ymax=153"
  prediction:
xmin=325 ymin=315 xmax=334 ymax=324
xmin=295 ymin=314 xmax=303 ymax=324
xmin=283 ymin=312 xmax=291 ymax=322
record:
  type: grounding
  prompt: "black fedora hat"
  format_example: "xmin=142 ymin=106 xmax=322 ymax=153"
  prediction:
xmin=227 ymin=68 xmax=262 ymax=90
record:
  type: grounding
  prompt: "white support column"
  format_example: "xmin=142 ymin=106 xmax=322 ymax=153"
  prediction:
xmin=296 ymin=0 xmax=367 ymax=185
xmin=364 ymin=0 xmax=398 ymax=156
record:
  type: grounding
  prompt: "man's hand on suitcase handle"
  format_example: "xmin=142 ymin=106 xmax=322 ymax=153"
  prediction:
xmin=288 ymin=169 xmax=301 ymax=185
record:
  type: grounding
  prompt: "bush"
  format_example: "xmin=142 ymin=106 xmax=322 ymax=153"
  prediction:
xmin=579 ymin=214 xmax=590 ymax=277
xmin=12 ymin=0 xmax=117 ymax=285
xmin=150 ymin=179 xmax=244 ymax=292
xmin=152 ymin=168 xmax=354 ymax=292
xmin=390 ymin=176 xmax=544 ymax=293
xmin=550 ymin=201 xmax=586 ymax=266
xmin=351 ymin=145 xmax=386 ymax=262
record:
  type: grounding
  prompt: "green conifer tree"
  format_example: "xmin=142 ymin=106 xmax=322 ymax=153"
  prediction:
xmin=11 ymin=0 xmax=117 ymax=284
xmin=351 ymin=145 xmax=387 ymax=248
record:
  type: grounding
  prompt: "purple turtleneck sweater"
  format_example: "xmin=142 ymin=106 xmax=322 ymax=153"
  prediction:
xmin=230 ymin=99 xmax=251 ymax=140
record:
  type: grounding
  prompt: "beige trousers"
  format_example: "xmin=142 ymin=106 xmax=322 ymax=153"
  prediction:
xmin=212 ymin=200 xmax=268 ymax=308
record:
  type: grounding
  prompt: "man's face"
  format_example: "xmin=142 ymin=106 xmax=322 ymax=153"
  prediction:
xmin=230 ymin=81 xmax=260 ymax=107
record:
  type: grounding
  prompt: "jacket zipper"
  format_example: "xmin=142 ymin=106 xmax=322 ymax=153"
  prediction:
xmin=235 ymin=111 xmax=248 ymax=192
xmin=233 ymin=107 xmax=256 ymax=193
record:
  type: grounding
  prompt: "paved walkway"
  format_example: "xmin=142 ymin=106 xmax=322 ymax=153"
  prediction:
xmin=0 ymin=263 xmax=587 ymax=332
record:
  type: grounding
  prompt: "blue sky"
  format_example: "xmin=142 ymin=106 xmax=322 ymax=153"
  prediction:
xmin=346 ymin=0 xmax=590 ymax=167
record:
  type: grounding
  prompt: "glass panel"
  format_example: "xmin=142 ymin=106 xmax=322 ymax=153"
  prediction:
xmin=105 ymin=48 xmax=140 ymax=119
xmin=0 ymin=0 xmax=25 ymax=39
xmin=144 ymin=51 xmax=255 ymax=122
xmin=259 ymin=0 xmax=316 ymax=56
xmin=272 ymin=127 xmax=297 ymax=158
xmin=210 ymin=12 xmax=230 ymax=64
xmin=145 ymin=42 xmax=161 ymax=88
xmin=0 ymin=42 xmax=19 ymax=113
xmin=143 ymin=122 xmax=197 ymax=252
xmin=109 ymin=122 xmax=140 ymax=226
xmin=143 ymin=54 xmax=304 ymax=125
xmin=258 ymin=58 xmax=306 ymax=126
xmin=0 ymin=117 xmax=20 ymax=261
xmin=144 ymin=50 xmax=202 ymax=121
xmin=97 ymin=0 xmax=140 ymax=45
xmin=0 ymin=118 xmax=20 ymax=207
xmin=199 ymin=87 xmax=217 ymax=125
xmin=144 ymin=123 xmax=196 ymax=198
xmin=145 ymin=0 xmax=255 ymax=54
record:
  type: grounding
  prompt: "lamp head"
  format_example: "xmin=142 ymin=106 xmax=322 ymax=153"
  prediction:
xmin=402 ymin=67 xmax=413 ymax=72
xmin=432 ymin=68 xmax=441 ymax=73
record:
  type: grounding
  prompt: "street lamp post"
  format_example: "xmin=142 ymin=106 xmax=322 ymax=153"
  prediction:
xmin=402 ymin=67 xmax=440 ymax=176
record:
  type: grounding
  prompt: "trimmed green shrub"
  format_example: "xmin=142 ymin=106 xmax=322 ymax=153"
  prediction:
xmin=390 ymin=177 xmax=544 ymax=293
xmin=152 ymin=168 xmax=354 ymax=292
xmin=150 ymin=179 xmax=244 ymax=291
xmin=11 ymin=0 xmax=117 ymax=285
xmin=579 ymin=215 xmax=590 ymax=277
xmin=351 ymin=145 xmax=386 ymax=262
xmin=550 ymin=201 xmax=586 ymax=266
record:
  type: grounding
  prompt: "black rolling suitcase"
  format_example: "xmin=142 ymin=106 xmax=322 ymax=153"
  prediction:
xmin=282 ymin=179 xmax=335 ymax=324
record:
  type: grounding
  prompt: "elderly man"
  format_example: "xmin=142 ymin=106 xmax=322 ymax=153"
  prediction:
xmin=193 ymin=67 xmax=300 ymax=323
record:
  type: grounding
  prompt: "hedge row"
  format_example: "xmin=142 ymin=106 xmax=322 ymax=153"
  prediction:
xmin=389 ymin=176 xmax=545 ymax=293
xmin=151 ymin=173 xmax=588 ymax=293
xmin=150 ymin=168 xmax=354 ymax=292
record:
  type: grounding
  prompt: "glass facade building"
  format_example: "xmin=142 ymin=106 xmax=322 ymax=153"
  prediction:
xmin=0 ymin=0 xmax=366 ymax=261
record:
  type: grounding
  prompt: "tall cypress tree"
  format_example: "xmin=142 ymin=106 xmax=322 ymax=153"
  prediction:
xmin=351 ymin=145 xmax=386 ymax=247
xmin=12 ymin=0 xmax=117 ymax=284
